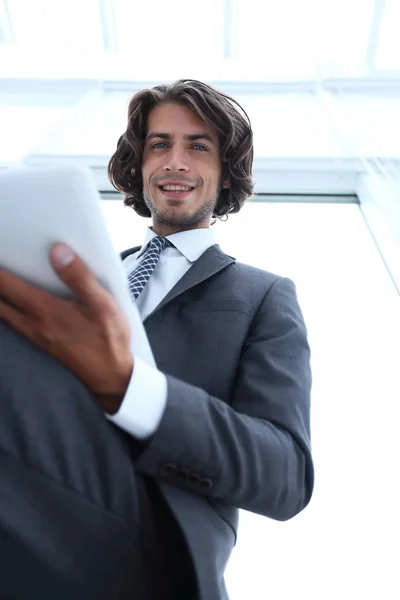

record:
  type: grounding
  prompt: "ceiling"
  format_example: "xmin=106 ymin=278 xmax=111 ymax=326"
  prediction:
xmin=0 ymin=0 xmax=399 ymax=81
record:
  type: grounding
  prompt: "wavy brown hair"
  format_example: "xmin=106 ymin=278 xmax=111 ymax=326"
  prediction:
xmin=107 ymin=79 xmax=254 ymax=221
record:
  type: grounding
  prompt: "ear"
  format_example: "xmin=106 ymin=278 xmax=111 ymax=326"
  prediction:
xmin=222 ymin=179 xmax=230 ymax=189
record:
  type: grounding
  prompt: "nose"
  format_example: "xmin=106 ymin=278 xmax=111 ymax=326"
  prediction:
xmin=163 ymin=147 xmax=189 ymax=172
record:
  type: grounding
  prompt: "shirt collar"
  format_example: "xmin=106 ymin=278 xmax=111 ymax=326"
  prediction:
xmin=137 ymin=227 xmax=216 ymax=263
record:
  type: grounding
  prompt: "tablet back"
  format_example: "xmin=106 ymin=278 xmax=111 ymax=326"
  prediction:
xmin=0 ymin=164 xmax=155 ymax=366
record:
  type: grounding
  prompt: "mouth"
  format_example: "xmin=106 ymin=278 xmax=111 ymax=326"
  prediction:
xmin=157 ymin=184 xmax=196 ymax=200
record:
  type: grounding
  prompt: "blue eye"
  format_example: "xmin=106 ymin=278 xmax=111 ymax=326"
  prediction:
xmin=151 ymin=142 xmax=208 ymax=151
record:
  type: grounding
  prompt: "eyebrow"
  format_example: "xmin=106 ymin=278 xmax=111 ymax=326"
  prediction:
xmin=146 ymin=132 xmax=216 ymax=145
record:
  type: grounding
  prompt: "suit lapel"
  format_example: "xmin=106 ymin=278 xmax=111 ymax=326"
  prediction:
xmin=120 ymin=243 xmax=236 ymax=322
xmin=145 ymin=244 xmax=235 ymax=320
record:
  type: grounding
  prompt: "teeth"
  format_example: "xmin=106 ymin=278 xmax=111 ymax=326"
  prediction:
xmin=161 ymin=185 xmax=192 ymax=191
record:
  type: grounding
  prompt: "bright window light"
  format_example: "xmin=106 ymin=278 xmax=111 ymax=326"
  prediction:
xmin=113 ymin=0 xmax=376 ymax=79
xmin=235 ymin=0 xmax=375 ymax=77
xmin=6 ymin=0 xmax=104 ymax=52
xmin=1 ymin=0 xmax=382 ymax=80
xmin=113 ymin=0 xmax=225 ymax=78
xmin=375 ymin=0 xmax=400 ymax=70
xmin=0 ymin=102 xmax=67 ymax=163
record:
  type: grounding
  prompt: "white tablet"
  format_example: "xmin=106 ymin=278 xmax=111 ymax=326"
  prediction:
xmin=0 ymin=164 xmax=155 ymax=367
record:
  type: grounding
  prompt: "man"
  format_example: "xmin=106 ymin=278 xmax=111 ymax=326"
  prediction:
xmin=0 ymin=79 xmax=314 ymax=599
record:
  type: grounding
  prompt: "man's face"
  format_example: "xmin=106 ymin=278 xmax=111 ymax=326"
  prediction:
xmin=142 ymin=102 xmax=227 ymax=235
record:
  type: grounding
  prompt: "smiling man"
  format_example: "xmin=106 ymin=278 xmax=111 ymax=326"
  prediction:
xmin=0 ymin=80 xmax=314 ymax=600
xmin=141 ymin=102 xmax=228 ymax=233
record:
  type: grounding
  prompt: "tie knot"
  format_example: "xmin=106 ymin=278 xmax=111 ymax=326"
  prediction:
xmin=149 ymin=236 xmax=171 ymax=252
xmin=127 ymin=235 xmax=171 ymax=301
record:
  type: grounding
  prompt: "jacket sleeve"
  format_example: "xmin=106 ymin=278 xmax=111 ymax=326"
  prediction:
xmin=134 ymin=276 xmax=314 ymax=521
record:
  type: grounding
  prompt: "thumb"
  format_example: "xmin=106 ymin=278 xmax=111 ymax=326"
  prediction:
xmin=49 ymin=243 xmax=112 ymax=313
xmin=50 ymin=243 xmax=77 ymax=269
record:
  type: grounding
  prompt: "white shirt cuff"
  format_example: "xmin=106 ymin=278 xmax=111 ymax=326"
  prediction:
xmin=106 ymin=356 xmax=168 ymax=439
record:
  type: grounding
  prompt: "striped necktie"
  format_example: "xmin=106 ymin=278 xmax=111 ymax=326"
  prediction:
xmin=128 ymin=236 xmax=171 ymax=300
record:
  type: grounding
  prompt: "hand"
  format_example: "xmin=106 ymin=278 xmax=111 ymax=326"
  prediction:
xmin=0 ymin=243 xmax=133 ymax=414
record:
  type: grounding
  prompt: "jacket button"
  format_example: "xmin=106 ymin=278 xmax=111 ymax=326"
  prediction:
xmin=200 ymin=478 xmax=213 ymax=489
xmin=160 ymin=462 xmax=178 ymax=477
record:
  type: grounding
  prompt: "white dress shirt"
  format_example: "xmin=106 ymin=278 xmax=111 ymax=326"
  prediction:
xmin=107 ymin=226 xmax=216 ymax=439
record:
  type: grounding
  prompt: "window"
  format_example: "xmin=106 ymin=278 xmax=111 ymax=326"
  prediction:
xmin=4 ymin=0 xmax=103 ymax=52
xmin=375 ymin=0 xmax=400 ymax=70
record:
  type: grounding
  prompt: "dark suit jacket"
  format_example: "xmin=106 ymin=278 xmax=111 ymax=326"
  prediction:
xmin=121 ymin=242 xmax=314 ymax=600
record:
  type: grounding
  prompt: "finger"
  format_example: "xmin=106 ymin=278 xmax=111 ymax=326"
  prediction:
xmin=0 ymin=268 xmax=55 ymax=317
xmin=50 ymin=244 xmax=116 ymax=318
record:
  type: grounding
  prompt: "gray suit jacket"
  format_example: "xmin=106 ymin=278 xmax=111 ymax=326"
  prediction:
xmin=121 ymin=243 xmax=314 ymax=599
